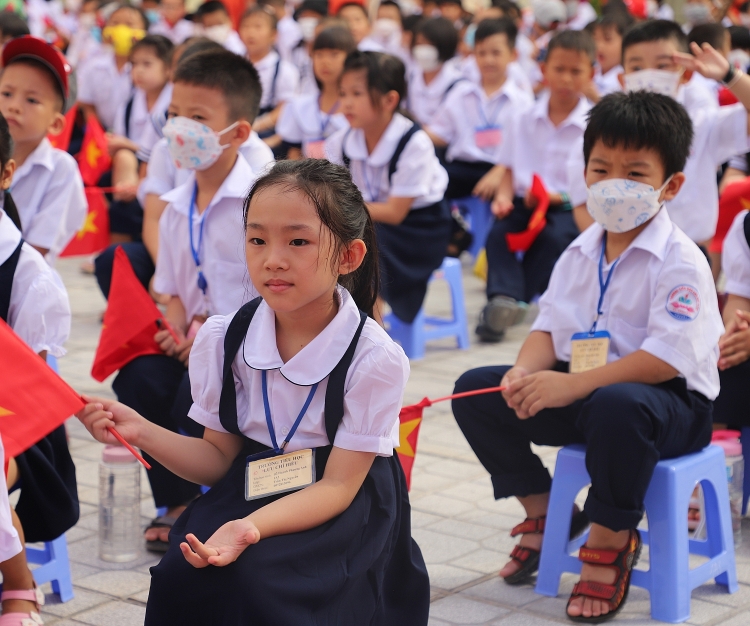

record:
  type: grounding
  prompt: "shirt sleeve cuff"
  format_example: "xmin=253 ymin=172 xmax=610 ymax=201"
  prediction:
xmin=332 ymin=430 xmax=396 ymax=457
xmin=725 ymin=278 xmax=750 ymax=300
xmin=640 ymin=336 xmax=696 ymax=378
xmin=187 ymin=404 xmax=228 ymax=434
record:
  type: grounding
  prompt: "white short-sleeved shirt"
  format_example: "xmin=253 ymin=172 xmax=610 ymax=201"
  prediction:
xmin=222 ymin=31 xmax=247 ymax=56
xmin=0 ymin=439 xmax=20 ymax=562
xmin=0 ymin=210 xmax=71 ymax=356
xmin=566 ymin=0 xmax=597 ymax=30
xmin=276 ymin=93 xmax=349 ymax=156
xmin=682 ymin=73 xmax=720 ymax=117
xmin=11 ymin=139 xmax=87 ymax=263
xmin=406 ymin=61 xmax=465 ymax=126
xmin=290 ymin=45 xmax=316 ymax=97
xmin=253 ymin=50 xmax=300 ymax=110
xmin=134 ymin=84 xmax=174 ymax=163
xmin=154 ymin=154 xmax=260 ymax=321
xmin=498 ymin=91 xmax=590 ymax=204
xmin=458 ymin=56 xmax=535 ymax=99
xmin=531 ymin=207 xmax=723 ymax=399
xmin=188 ymin=287 xmax=407 ymax=456
xmin=77 ymin=48 xmax=133 ymax=130
xmin=594 ymin=65 xmax=622 ymax=98
xmin=277 ymin=15 xmax=303 ymax=62
xmin=325 ymin=112 xmax=448 ymax=208
xmin=429 ymin=79 xmax=533 ymax=164
xmin=722 ymin=210 xmax=750 ymax=299
xmin=113 ymin=83 xmax=172 ymax=142
xmin=149 ymin=17 xmax=195 ymax=44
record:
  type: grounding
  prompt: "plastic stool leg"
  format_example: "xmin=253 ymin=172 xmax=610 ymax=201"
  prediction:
xmin=701 ymin=468 xmax=738 ymax=591
xmin=442 ymin=259 xmax=470 ymax=350
xmin=741 ymin=428 xmax=750 ymax=515
xmin=48 ymin=536 xmax=74 ymax=602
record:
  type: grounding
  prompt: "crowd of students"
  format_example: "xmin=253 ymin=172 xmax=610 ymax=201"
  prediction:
xmin=0 ymin=0 xmax=750 ymax=622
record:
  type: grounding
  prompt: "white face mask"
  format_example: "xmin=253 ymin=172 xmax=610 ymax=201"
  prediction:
xmin=298 ymin=17 xmax=318 ymax=42
xmin=372 ymin=18 xmax=401 ymax=41
xmin=163 ymin=117 xmax=239 ymax=170
xmin=728 ymin=49 xmax=750 ymax=71
xmin=623 ymin=69 xmax=683 ymax=98
xmin=587 ymin=177 xmax=672 ymax=233
xmin=684 ymin=2 xmax=711 ymax=24
xmin=202 ymin=23 xmax=231 ymax=44
xmin=412 ymin=44 xmax=440 ymax=72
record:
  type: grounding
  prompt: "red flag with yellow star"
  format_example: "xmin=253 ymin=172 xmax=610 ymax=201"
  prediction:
xmin=77 ymin=116 xmax=111 ymax=186
xmin=711 ymin=177 xmax=750 ymax=254
xmin=0 ymin=320 xmax=84 ymax=458
xmin=91 ymin=246 xmax=166 ymax=382
xmin=505 ymin=174 xmax=550 ymax=254
xmin=48 ymin=104 xmax=77 ymax=152
xmin=59 ymin=187 xmax=109 ymax=257
xmin=396 ymin=398 xmax=431 ymax=490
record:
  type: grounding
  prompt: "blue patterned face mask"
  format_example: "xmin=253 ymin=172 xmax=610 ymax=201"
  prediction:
xmin=586 ymin=177 xmax=672 ymax=233
xmin=464 ymin=23 xmax=476 ymax=49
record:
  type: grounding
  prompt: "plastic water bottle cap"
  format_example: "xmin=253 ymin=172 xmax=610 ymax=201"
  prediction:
xmin=711 ymin=430 xmax=743 ymax=457
xmin=102 ymin=444 xmax=139 ymax=464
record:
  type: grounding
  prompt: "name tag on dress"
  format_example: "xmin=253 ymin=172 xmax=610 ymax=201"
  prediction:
xmin=570 ymin=331 xmax=610 ymax=374
xmin=475 ymin=126 xmax=502 ymax=149
xmin=245 ymin=448 xmax=316 ymax=500
xmin=305 ymin=139 xmax=326 ymax=159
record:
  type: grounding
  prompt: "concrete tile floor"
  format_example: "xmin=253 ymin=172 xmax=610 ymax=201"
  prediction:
xmin=25 ymin=257 xmax=750 ymax=625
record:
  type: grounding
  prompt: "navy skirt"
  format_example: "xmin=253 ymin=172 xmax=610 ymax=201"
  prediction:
xmin=377 ymin=200 xmax=452 ymax=324
xmin=145 ymin=444 xmax=430 ymax=626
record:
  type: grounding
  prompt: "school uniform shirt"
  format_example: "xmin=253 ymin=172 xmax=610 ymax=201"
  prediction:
xmin=276 ymin=93 xmax=349 ymax=157
xmin=532 ymin=207 xmax=723 ymax=400
xmin=0 ymin=440 xmax=21 ymax=563
xmin=134 ymin=84 xmax=174 ymax=163
xmin=0 ymin=210 xmax=71 ymax=356
xmin=594 ymin=65 xmax=622 ymax=97
xmin=429 ymin=79 xmax=533 ymax=164
xmin=12 ymin=139 xmax=87 ymax=263
xmin=498 ymin=91 xmax=590 ymax=205
xmin=149 ymin=17 xmax=195 ymax=44
xmin=458 ymin=56 xmax=535 ymax=98
xmin=681 ymin=74 xmax=720 ymax=117
xmin=113 ymin=83 xmax=173 ymax=142
xmin=406 ymin=61 xmax=465 ymax=126
xmin=566 ymin=0 xmax=597 ymax=30
xmin=276 ymin=14 xmax=303 ymax=62
xmin=188 ymin=286 xmax=405 ymax=455
xmin=154 ymin=155 xmax=260 ymax=321
xmin=77 ymin=47 xmax=133 ymax=130
xmin=290 ymin=45 xmax=316 ymax=97
xmin=358 ymin=37 xmax=386 ymax=52
xmin=325 ymin=112 xmax=448 ymax=208
xmin=515 ymin=32 xmax=543 ymax=87
xmin=254 ymin=50 xmax=300 ymax=111
xmin=722 ymin=210 xmax=750 ymax=299
xmin=221 ymin=30 xmax=248 ymax=56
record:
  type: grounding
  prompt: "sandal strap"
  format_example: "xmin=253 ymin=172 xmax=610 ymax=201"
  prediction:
xmin=0 ymin=612 xmax=44 ymax=625
xmin=571 ymin=580 xmax=616 ymax=602
xmin=1 ymin=588 xmax=44 ymax=606
xmin=510 ymin=516 xmax=546 ymax=537
xmin=578 ymin=545 xmax=621 ymax=565
xmin=509 ymin=544 xmax=539 ymax=566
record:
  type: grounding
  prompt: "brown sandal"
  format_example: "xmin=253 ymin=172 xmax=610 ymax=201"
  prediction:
xmin=567 ymin=529 xmax=642 ymax=623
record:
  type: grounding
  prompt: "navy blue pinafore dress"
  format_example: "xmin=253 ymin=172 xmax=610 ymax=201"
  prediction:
xmin=145 ymin=299 xmax=430 ymax=625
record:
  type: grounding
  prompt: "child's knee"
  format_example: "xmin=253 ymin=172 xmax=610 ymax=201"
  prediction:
xmin=579 ymin=384 xmax=653 ymax=441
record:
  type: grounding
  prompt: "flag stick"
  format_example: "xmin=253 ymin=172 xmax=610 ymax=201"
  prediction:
xmin=155 ymin=318 xmax=181 ymax=344
xmin=106 ymin=427 xmax=152 ymax=470
xmin=429 ymin=386 xmax=506 ymax=405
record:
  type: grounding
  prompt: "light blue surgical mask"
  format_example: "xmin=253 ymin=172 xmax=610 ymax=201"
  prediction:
xmin=464 ymin=23 xmax=476 ymax=49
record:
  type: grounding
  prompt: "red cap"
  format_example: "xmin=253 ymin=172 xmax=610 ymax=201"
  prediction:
xmin=2 ymin=36 xmax=71 ymax=103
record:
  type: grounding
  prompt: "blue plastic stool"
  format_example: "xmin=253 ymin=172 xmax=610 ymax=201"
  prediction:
xmin=536 ymin=444 xmax=738 ymax=623
xmin=27 ymin=535 xmax=74 ymax=602
xmin=384 ymin=257 xmax=470 ymax=360
xmin=452 ymin=196 xmax=493 ymax=259
xmin=740 ymin=427 xmax=750 ymax=514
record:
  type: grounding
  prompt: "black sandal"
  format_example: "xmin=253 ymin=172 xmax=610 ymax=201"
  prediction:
xmin=145 ymin=515 xmax=177 ymax=553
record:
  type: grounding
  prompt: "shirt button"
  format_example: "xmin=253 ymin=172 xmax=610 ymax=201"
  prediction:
xmin=281 ymin=426 xmax=289 ymax=435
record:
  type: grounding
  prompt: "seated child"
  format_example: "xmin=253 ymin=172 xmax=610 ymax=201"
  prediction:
xmin=372 ymin=0 xmax=409 ymax=62
xmin=338 ymin=2 xmax=384 ymax=52
xmin=76 ymin=158 xmax=430 ymax=625
xmin=277 ymin=25 xmax=353 ymax=160
xmin=477 ymin=30 xmax=592 ymax=342
xmin=587 ymin=12 xmax=632 ymax=101
xmin=0 ymin=13 xmax=29 ymax=46
xmin=111 ymin=49 xmax=262 ymax=553
xmin=289 ymin=0 xmax=330 ymax=94
xmin=149 ymin=0 xmax=195 ymax=44
xmin=427 ymin=18 xmax=533 ymax=201
xmin=687 ymin=22 xmax=731 ymax=103
xmin=452 ymin=91 xmax=723 ymax=622
xmin=261 ymin=0 xmax=303 ymax=62
xmin=0 ymin=36 xmax=87 ymax=262
xmin=193 ymin=0 xmax=246 ymax=55
xmin=326 ymin=51 xmax=451 ymax=324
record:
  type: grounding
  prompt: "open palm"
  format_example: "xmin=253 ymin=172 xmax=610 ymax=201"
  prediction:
xmin=180 ymin=519 xmax=260 ymax=568
xmin=674 ymin=42 xmax=730 ymax=81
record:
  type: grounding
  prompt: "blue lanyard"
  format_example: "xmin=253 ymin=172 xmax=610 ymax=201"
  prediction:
xmin=477 ymin=91 xmax=505 ymax=129
xmin=361 ymin=165 xmax=382 ymax=203
xmin=590 ymin=235 xmax=619 ymax=333
xmin=188 ymin=183 xmax=208 ymax=295
xmin=261 ymin=370 xmax=318 ymax=453
xmin=318 ymin=100 xmax=339 ymax=138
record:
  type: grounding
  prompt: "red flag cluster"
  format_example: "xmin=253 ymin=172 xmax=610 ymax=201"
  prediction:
xmin=506 ymin=174 xmax=550 ymax=254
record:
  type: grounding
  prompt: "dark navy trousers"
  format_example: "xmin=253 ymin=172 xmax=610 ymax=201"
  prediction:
xmin=485 ymin=198 xmax=579 ymax=302
xmin=452 ymin=365 xmax=713 ymax=531
xmin=714 ymin=358 xmax=750 ymax=428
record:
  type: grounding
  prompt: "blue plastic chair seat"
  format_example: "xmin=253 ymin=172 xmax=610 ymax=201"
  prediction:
xmin=452 ymin=196 xmax=493 ymax=259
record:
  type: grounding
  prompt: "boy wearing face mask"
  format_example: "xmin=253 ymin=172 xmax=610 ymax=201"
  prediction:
xmin=291 ymin=0 xmax=329 ymax=94
xmin=111 ymin=49 xmax=262 ymax=553
xmin=452 ymin=91 xmax=723 ymax=622
xmin=149 ymin=0 xmax=195 ymax=45
xmin=193 ymin=1 xmax=247 ymax=55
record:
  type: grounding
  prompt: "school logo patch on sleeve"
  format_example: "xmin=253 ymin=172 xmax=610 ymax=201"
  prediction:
xmin=666 ymin=285 xmax=700 ymax=321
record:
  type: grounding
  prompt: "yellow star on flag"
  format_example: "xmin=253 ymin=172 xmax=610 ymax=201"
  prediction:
xmin=86 ymin=139 xmax=103 ymax=168
xmin=75 ymin=210 xmax=100 ymax=240
xmin=0 ymin=406 xmax=15 ymax=417
xmin=396 ymin=418 xmax=421 ymax=458
xmin=741 ymin=198 xmax=750 ymax=210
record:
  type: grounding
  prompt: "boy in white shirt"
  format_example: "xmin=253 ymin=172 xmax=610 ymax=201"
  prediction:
xmin=586 ymin=13 xmax=631 ymax=102
xmin=111 ymin=49 xmax=262 ymax=553
xmin=149 ymin=0 xmax=195 ymax=44
xmin=453 ymin=91 xmax=723 ymax=622
xmin=193 ymin=1 xmax=247 ymax=55
xmin=0 ymin=36 xmax=87 ymax=262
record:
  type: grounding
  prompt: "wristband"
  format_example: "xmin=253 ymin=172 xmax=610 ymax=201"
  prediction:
xmin=722 ymin=64 xmax=737 ymax=85
xmin=559 ymin=191 xmax=570 ymax=205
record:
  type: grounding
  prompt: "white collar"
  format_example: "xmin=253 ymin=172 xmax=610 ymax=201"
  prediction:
xmin=0 ymin=210 xmax=22 ymax=266
xmin=531 ymin=91 xmax=589 ymax=130
xmin=254 ymin=50 xmax=280 ymax=70
xmin=14 ymin=138 xmax=55 ymax=181
xmin=242 ymin=286 xmax=364 ymax=386
xmin=343 ymin=113 xmax=413 ymax=168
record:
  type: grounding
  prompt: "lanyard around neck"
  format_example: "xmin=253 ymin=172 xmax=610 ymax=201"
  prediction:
xmin=477 ymin=91 xmax=505 ymax=128
xmin=261 ymin=370 xmax=318 ymax=453
xmin=188 ymin=183 xmax=208 ymax=295
xmin=318 ymin=99 xmax=339 ymax=137
xmin=590 ymin=235 xmax=619 ymax=334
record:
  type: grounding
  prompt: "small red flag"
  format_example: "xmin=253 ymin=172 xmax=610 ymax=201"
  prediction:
xmin=77 ymin=117 xmax=111 ymax=186
xmin=59 ymin=187 xmax=109 ymax=257
xmin=396 ymin=398 xmax=430 ymax=490
xmin=506 ymin=175 xmax=550 ymax=254
xmin=0 ymin=320 xmax=84 ymax=458
xmin=711 ymin=177 xmax=750 ymax=254
xmin=91 ymin=247 xmax=165 ymax=382
xmin=48 ymin=104 xmax=77 ymax=152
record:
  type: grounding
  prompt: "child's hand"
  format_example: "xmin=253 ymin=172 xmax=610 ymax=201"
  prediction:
xmin=155 ymin=326 xmax=184 ymax=357
xmin=174 ymin=337 xmax=194 ymax=366
xmin=180 ymin=520 xmax=260 ymax=568
xmin=473 ymin=169 xmax=503 ymax=201
xmin=523 ymin=189 xmax=539 ymax=209
xmin=506 ymin=371 xmax=585 ymax=419
xmin=106 ymin=133 xmax=131 ymax=156
xmin=76 ymin=395 xmax=146 ymax=446
xmin=719 ymin=310 xmax=750 ymax=369
xmin=501 ymin=366 xmax=529 ymax=407
xmin=491 ymin=196 xmax=514 ymax=218
xmin=674 ymin=42 xmax=729 ymax=82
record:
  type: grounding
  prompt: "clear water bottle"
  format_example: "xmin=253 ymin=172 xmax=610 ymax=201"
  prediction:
xmin=712 ymin=430 xmax=744 ymax=546
xmin=99 ymin=445 xmax=141 ymax=562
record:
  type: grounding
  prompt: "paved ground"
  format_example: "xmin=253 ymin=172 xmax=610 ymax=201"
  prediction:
xmin=27 ymin=256 xmax=750 ymax=625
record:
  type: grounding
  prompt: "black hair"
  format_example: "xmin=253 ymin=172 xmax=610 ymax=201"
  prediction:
xmin=415 ymin=17 xmax=458 ymax=62
xmin=5 ymin=58 xmax=64 ymax=112
xmin=260 ymin=0 xmax=286 ymax=9
xmin=337 ymin=2 xmax=369 ymax=18
xmin=622 ymin=19 xmax=689 ymax=61
xmin=243 ymin=159 xmax=379 ymax=317
xmin=587 ymin=11 xmax=633 ymax=38
xmin=131 ymin=34 xmax=175 ymax=65
xmin=689 ymin=22 xmax=728 ymax=51
xmin=583 ymin=91 xmax=693 ymax=179
xmin=294 ymin=0 xmax=328 ymax=19
xmin=0 ymin=114 xmax=20 ymax=231
xmin=729 ymin=25 xmax=750 ymax=51
xmin=475 ymin=17 xmax=517 ymax=48
xmin=403 ymin=14 xmax=424 ymax=34
xmin=491 ymin=0 xmax=522 ymax=21
xmin=110 ymin=4 xmax=149 ymax=30
xmin=378 ymin=1 xmax=403 ymax=25
xmin=177 ymin=36 xmax=225 ymax=63
xmin=174 ymin=49 xmax=262 ymax=122
xmin=343 ymin=50 xmax=407 ymax=108
xmin=547 ymin=29 xmax=596 ymax=64
xmin=194 ymin=0 xmax=229 ymax=19
xmin=240 ymin=5 xmax=278 ymax=29
xmin=0 ymin=13 xmax=30 ymax=39
xmin=313 ymin=24 xmax=356 ymax=52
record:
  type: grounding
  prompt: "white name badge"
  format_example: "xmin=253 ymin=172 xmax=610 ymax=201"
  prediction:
xmin=305 ymin=139 xmax=326 ymax=159
xmin=245 ymin=449 xmax=316 ymax=501
xmin=570 ymin=331 xmax=610 ymax=374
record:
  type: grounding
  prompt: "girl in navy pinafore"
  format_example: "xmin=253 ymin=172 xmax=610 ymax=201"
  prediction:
xmin=77 ymin=159 xmax=430 ymax=626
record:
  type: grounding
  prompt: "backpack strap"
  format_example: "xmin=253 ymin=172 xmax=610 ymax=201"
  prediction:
xmin=218 ymin=298 xmax=263 ymax=436
xmin=124 ymin=93 xmax=135 ymax=140
xmin=0 ymin=238 xmax=23 ymax=323
xmin=269 ymin=58 xmax=281 ymax=107
xmin=440 ymin=77 xmax=465 ymax=104
xmin=743 ymin=211 xmax=750 ymax=251
xmin=388 ymin=121 xmax=421 ymax=183
xmin=341 ymin=129 xmax=352 ymax=170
